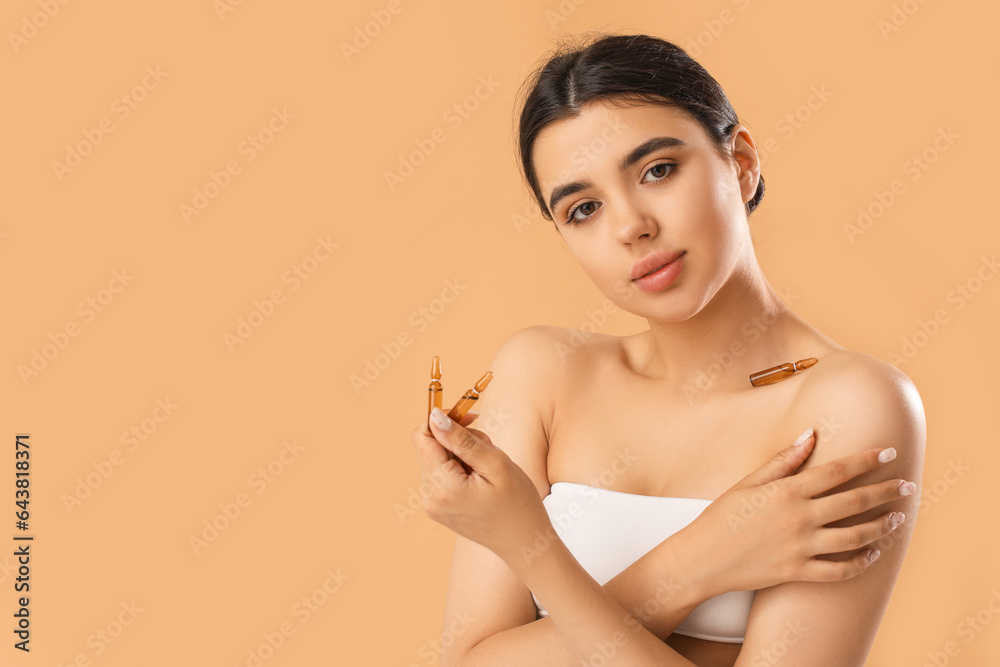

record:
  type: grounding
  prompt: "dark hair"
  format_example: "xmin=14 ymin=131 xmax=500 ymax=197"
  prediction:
xmin=515 ymin=32 xmax=764 ymax=224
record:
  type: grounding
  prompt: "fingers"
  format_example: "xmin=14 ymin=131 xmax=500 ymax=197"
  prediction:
xmin=457 ymin=411 xmax=480 ymax=427
xmin=809 ymin=477 xmax=916 ymax=525
xmin=411 ymin=422 xmax=474 ymax=495
xmin=449 ymin=421 xmax=486 ymax=475
xmin=732 ymin=428 xmax=816 ymax=490
xmin=413 ymin=411 xmax=481 ymax=479
xmin=424 ymin=410 xmax=478 ymax=430
xmin=428 ymin=406 xmax=492 ymax=474
xmin=794 ymin=446 xmax=900 ymax=498
xmin=810 ymin=509 xmax=906 ymax=555
xmin=413 ymin=434 xmax=475 ymax=489
xmin=410 ymin=423 xmax=452 ymax=469
xmin=419 ymin=411 xmax=477 ymax=439
xmin=797 ymin=548 xmax=883 ymax=583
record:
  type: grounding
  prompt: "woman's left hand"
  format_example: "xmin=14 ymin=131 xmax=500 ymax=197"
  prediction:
xmin=410 ymin=406 xmax=550 ymax=564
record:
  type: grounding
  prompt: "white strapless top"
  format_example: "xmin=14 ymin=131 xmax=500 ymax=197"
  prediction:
xmin=531 ymin=481 xmax=755 ymax=643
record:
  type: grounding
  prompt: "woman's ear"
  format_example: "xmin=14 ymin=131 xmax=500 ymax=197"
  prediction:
xmin=729 ymin=125 xmax=762 ymax=203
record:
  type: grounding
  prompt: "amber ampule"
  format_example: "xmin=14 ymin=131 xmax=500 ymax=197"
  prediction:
xmin=447 ymin=371 xmax=494 ymax=421
xmin=428 ymin=356 xmax=443 ymax=417
xmin=749 ymin=357 xmax=818 ymax=387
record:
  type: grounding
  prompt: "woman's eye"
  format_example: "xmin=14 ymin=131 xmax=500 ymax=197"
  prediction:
xmin=563 ymin=163 xmax=677 ymax=225
xmin=642 ymin=162 xmax=677 ymax=183
xmin=567 ymin=201 xmax=599 ymax=223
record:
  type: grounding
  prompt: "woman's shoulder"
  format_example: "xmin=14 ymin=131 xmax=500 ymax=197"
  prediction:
xmin=498 ymin=324 xmax=624 ymax=380
xmin=794 ymin=348 xmax=920 ymax=400
xmin=788 ymin=348 xmax=926 ymax=456
xmin=488 ymin=325 xmax=616 ymax=403
xmin=495 ymin=325 xmax=618 ymax=366
xmin=483 ymin=326 xmax=569 ymax=417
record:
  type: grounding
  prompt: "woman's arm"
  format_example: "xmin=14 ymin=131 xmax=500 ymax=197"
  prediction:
xmin=426 ymin=330 xmax=908 ymax=666
xmin=435 ymin=327 xmax=710 ymax=666
xmin=435 ymin=423 xmax=906 ymax=667
xmin=495 ymin=525 xmax=703 ymax=666
xmin=734 ymin=355 xmax=925 ymax=666
xmin=428 ymin=429 xmax=711 ymax=666
xmin=454 ymin=526 xmax=710 ymax=666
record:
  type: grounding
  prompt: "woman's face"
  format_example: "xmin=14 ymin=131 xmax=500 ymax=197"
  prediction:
xmin=531 ymin=99 xmax=760 ymax=321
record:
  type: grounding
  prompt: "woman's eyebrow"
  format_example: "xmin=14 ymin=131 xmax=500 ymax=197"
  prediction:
xmin=547 ymin=136 xmax=688 ymax=214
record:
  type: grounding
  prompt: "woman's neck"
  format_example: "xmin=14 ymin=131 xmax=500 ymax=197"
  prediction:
xmin=627 ymin=259 xmax=825 ymax=400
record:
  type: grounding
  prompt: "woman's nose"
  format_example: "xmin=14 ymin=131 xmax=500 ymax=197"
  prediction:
xmin=613 ymin=199 xmax=660 ymax=244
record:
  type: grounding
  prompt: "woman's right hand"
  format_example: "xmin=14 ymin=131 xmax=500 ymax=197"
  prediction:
xmin=681 ymin=428 xmax=915 ymax=597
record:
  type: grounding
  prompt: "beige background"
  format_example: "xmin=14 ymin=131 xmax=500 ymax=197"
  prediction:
xmin=2 ymin=0 xmax=997 ymax=664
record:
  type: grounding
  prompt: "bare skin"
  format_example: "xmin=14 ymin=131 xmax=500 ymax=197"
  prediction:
xmin=414 ymin=96 xmax=924 ymax=666
xmin=542 ymin=325 xmax=842 ymax=665
xmin=416 ymin=325 xmax=922 ymax=666
xmin=527 ymin=97 xmax=924 ymax=663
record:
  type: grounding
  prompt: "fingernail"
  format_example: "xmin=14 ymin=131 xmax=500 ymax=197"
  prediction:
xmin=878 ymin=447 xmax=896 ymax=463
xmin=430 ymin=407 xmax=452 ymax=430
xmin=794 ymin=428 xmax=814 ymax=446
xmin=898 ymin=480 xmax=915 ymax=496
xmin=467 ymin=410 xmax=480 ymax=420
xmin=867 ymin=548 xmax=881 ymax=564
xmin=889 ymin=512 xmax=905 ymax=529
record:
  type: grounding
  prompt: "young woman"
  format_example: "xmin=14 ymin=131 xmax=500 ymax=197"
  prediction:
xmin=410 ymin=32 xmax=924 ymax=666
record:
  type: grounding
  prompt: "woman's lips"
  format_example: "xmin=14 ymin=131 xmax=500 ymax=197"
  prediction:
xmin=632 ymin=252 xmax=685 ymax=291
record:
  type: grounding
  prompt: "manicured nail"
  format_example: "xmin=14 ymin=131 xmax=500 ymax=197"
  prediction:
xmin=467 ymin=410 xmax=480 ymax=420
xmin=889 ymin=512 xmax=905 ymax=529
xmin=430 ymin=407 xmax=452 ymax=430
xmin=878 ymin=447 xmax=896 ymax=463
xmin=898 ymin=480 xmax=915 ymax=496
xmin=867 ymin=548 xmax=881 ymax=564
xmin=794 ymin=428 xmax=814 ymax=446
